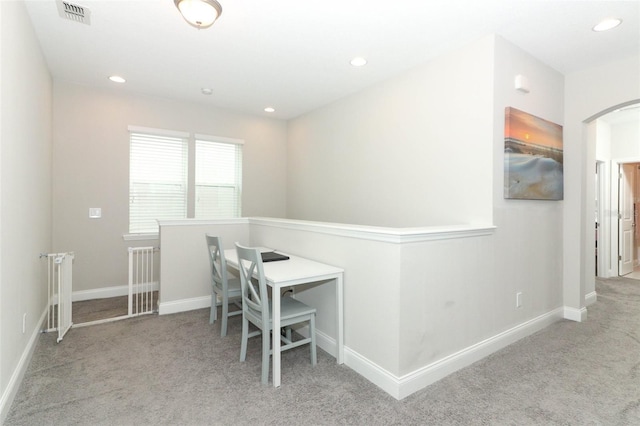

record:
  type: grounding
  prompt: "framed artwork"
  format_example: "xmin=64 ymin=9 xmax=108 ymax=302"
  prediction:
xmin=504 ymin=107 xmax=563 ymax=200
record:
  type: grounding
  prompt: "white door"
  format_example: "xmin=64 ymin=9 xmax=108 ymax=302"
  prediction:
xmin=619 ymin=163 xmax=635 ymax=276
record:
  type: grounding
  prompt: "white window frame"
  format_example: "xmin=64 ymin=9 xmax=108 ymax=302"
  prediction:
xmin=125 ymin=126 xmax=243 ymax=239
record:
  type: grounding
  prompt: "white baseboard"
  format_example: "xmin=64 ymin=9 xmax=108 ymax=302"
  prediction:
xmin=71 ymin=282 xmax=158 ymax=302
xmin=0 ymin=307 xmax=48 ymax=424
xmin=314 ymin=329 xmax=337 ymax=357
xmin=344 ymin=307 xmax=565 ymax=400
xmin=291 ymin=325 xmax=337 ymax=359
xmin=344 ymin=348 xmax=402 ymax=398
xmin=158 ymin=295 xmax=211 ymax=315
xmin=563 ymin=305 xmax=587 ymax=322
xmin=585 ymin=291 xmax=597 ymax=306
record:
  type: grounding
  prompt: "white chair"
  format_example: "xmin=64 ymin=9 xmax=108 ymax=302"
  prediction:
xmin=205 ymin=235 xmax=242 ymax=336
xmin=235 ymin=243 xmax=317 ymax=384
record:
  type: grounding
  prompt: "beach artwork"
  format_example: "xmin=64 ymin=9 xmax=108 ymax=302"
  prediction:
xmin=504 ymin=107 xmax=563 ymax=200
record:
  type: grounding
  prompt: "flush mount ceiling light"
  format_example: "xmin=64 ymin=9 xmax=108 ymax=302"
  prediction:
xmin=174 ymin=0 xmax=222 ymax=29
xmin=592 ymin=18 xmax=622 ymax=32
xmin=264 ymin=107 xmax=276 ymax=113
xmin=108 ymin=75 xmax=126 ymax=83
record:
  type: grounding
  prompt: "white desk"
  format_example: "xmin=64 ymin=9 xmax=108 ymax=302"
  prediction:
xmin=224 ymin=249 xmax=344 ymax=387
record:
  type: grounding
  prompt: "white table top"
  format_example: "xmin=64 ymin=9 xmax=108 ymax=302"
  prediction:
xmin=224 ymin=249 xmax=343 ymax=287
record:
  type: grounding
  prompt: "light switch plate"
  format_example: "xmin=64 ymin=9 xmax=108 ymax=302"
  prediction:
xmin=89 ymin=208 xmax=102 ymax=218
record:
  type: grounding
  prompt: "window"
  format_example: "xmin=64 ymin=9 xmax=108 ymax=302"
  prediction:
xmin=195 ymin=136 xmax=242 ymax=219
xmin=129 ymin=130 xmax=188 ymax=234
xmin=128 ymin=127 xmax=243 ymax=234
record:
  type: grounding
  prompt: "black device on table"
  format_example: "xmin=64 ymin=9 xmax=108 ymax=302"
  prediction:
xmin=261 ymin=251 xmax=290 ymax=262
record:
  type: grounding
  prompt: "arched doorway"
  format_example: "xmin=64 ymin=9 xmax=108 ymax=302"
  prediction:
xmin=593 ymin=102 xmax=640 ymax=279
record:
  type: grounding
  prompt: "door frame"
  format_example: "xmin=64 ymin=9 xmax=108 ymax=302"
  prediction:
xmin=603 ymin=157 xmax=640 ymax=277
xmin=618 ymin=162 xmax=636 ymax=276
xmin=595 ymin=160 xmax=607 ymax=277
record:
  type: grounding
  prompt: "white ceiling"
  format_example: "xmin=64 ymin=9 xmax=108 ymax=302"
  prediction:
xmin=24 ymin=0 xmax=640 ymax=120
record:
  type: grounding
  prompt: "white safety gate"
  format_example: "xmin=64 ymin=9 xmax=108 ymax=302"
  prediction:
xmin=42 ymin=248 xmax=157 ymax=340
xmin=128 ymin=246 xmax=157 ymax=317
xmin=43 ymin=252 xmax=75 ymax=343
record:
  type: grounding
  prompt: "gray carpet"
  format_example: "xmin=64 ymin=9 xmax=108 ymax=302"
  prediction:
xmin=71 ymin=296 xmax=129 ymax=324
xmin=5 ymin=277 xmax=640 ymax=425
xmin=68 ymin=291 xmax=158 ymax=325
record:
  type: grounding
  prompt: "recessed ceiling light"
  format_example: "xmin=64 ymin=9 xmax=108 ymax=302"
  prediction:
xmin=201 ymin=88 xmax=213 ymax=95
xmin=264 ymin=107 xmax=275 ymax=113
xmin=350 ymin=57 xmax=367 ymax=67
xmin=593 ymin=18 xmax=622 ymax=32
xmin=108 ymin=75 xmax=126 ymax=83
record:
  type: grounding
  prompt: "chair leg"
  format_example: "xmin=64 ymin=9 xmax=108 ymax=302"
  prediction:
xmin=261 ymin=330 xmax=270 ymax=385
xmin=210 ymin=292 xmax=217 ymax=324
xmin=221 ymin=295 xmax=229 ymax=337
xmin=240 ymin=317 xmax=248 ymax=362
xmin=310 ymin=314 xmax=317 ymax=366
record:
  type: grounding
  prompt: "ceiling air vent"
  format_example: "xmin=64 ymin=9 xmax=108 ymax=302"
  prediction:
xmin=56 ymin=1 xmax=91 ymax=25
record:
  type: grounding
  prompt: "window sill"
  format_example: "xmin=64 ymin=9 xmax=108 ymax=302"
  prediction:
xmin=123 ymin=233 xmax=159 ymax=241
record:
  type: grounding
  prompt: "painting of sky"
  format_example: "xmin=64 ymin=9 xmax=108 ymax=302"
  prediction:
xmin=504 ymin=107 xmax=563 ymax=200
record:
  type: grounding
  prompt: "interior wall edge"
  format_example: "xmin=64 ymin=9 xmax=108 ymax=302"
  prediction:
xmin=0 ymin=307 xmax=47 ymax=424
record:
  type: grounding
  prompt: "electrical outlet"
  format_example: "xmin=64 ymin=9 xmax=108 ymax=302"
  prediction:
xmin=516 ymin=292 xmax=523 ymax=308
xmin=22 ymin=313 xmax=26 ymax=333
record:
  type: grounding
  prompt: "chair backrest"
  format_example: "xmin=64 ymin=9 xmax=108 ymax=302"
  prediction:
xmin=235 ymin=243 xmax=270 ymax=325
xmin=205 ymin=235 xmax=229 ymax=292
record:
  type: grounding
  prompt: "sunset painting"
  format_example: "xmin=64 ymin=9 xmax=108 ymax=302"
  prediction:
xmin=504 ymin=107 xmax=563 ymax=200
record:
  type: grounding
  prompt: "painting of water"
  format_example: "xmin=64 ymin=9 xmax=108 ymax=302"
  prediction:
xmin=504 ymin=107 xmax=563 ymax=200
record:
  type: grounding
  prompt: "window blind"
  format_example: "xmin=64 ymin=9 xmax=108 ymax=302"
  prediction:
xmin=129 ymin=132 xmax=188 ymax=233
xmin=195 ymin=138 xmax=242 ymax=219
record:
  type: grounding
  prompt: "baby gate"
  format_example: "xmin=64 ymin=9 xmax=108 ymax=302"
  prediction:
xmin=43 ymin=247 xmax=157 ymax=339
xmin=44 ymin=252 xmax=75 ymax=342
xmin=127 ymin=246 xmax=157 ymax=317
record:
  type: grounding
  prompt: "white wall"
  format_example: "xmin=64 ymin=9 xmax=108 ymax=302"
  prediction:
xmin=286 ymin=37 xmax=494 ymax=228
xmin=0 ymin=2 xmax=53 ymax=421
xmin=595 ymin=120 xmax=612 ymax=161
xmin=158 ymin=220 xmax=250 ymax=314
xmin=594 ymin=121 xmax=613 ymax=278
xmin=610 ymin=118 xmax=640 ymax=159
xmin=167 ymin=35 xmax=566 ymax=398
xmin=284 ymin=32 xmax=566 ymax=357
xmin=53 ymin=82 xmax=288 ymax=294
xmin=395 ymin=34 xmax=566 ymax=376
xmin=491 ymin=35 xmax=565 ymax=316
xmin=398 ymin=234 xmax=496 ymax=373
xmin=564 ymin=54 xmax=640 ymax=313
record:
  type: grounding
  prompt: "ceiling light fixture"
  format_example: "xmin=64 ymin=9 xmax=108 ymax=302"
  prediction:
xmin=174 ymin=0 xmax=222 ymax=29
xmin=264 ymin=107 xmax=276 ymax=113
xmin=201 ymin=88 xmax=213 ymax=95
xmin=592 ymin=18 xmax=622 ymax=32
xmin=108 ymin=75 xmax=126 ymax=83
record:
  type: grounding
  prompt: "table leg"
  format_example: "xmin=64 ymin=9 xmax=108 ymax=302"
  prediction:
xmin=272 ymin=285 xmax=281 ymax=387
xmin=336 ymin=274 xmax=344 ymax=364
